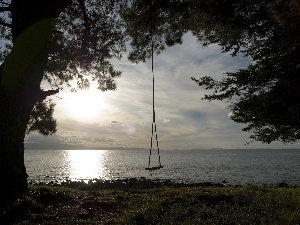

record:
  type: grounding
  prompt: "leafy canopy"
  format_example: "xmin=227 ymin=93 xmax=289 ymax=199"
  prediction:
xmin=1 ymin=0 xmax=300 ymax=143
xmin=190 ymin=0 xmax=300 ymax=143
xmin=0 ymin=0 xmax=128 ymax=135
xmin=1 ymin=0 xmax=126 ymax=92
xmin=121 ymin=0 xmax=300 ymax=144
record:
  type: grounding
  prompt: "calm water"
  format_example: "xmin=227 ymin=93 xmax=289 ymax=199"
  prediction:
xmin=24 ymin=149 xmax=300 ymax=186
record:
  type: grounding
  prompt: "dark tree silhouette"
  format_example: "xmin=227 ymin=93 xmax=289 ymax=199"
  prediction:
xmin=121 ymin=0 xmax=300 ymax=144
xmin=0 ymin=0 xmax=126 ymax=207
xmin=26 ymin=100 xmax=57 ymax=136
xmin=189 ymin=0 xmax=300 ymax=144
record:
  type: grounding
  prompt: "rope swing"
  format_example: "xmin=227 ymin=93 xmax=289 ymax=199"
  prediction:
xmin=145 ymin=24 xmax=164 ymax=171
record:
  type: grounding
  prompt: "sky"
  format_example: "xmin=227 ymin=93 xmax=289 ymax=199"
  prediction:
xmin=24 ymin=33 xmax=300 ymax=150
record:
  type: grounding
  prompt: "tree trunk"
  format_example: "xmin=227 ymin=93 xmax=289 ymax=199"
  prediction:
xmin=0 ymin=54 xmax=60 ymax=208
xmin=0 ymin=47 xmax=51 ymax=208
xmin=0 ymin=86 xmax=32 ymax=207
xmin=0 ymin=0 xmax=72 ymax=208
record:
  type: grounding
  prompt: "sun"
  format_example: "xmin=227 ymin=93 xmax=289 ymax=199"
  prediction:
xmin=63 ymin=89 xmax=108 ymax=120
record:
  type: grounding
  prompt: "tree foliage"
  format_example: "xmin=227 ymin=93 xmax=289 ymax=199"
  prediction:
xmin=190 ymin=0 xmax=300 ymax=143
xmin=1 ymin=0 xmax=126 ymax=92
xmin=120 ymin=0 xmax=189 ymax=62
xmin=1 ymin=0 xmax=300 ymax=143
xmin=0 ymin=0 xmax=300 ymax=208
xmin=46 ymin=0 xmax=126 ymax=92
xmin=0 ymin=0 xmax=128 ymax=138
xmin=121 ymin=0 xmax=300 ymax=144
xmin=26 ymin=100 xmax=57 ymax=136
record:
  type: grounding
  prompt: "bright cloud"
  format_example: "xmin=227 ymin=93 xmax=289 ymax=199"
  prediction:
xmin=26 ymin=33 xmax=300 ymax=150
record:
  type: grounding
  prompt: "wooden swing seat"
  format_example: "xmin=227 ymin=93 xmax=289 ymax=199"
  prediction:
xmin=145 ymin=165 xmax=164 ymax=171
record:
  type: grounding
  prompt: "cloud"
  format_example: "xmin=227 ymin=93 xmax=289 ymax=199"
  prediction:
xmin=43 ymin=32 xmax=296 ymax=150
xmin=109 ymin=120 xmax=123 ymax=127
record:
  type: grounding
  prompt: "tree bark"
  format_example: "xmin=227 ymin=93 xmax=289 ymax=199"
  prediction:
xmin=0 ymin=0 xmax=72 ymax=208
xmin=0 ymin=86 xmax=30 ymax=206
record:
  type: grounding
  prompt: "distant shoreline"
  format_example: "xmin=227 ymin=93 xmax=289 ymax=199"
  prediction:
xmin=24 ymin=145 xmax=300 ymax=151
xmin=24 ymin=143 xmax=147 ymax=151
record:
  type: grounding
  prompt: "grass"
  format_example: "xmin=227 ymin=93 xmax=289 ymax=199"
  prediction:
xmin=2 ymin=182 xmax=300 ymax=224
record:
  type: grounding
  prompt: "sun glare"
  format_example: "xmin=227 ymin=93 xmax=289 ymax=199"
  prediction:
xmin=63 ymin=89 xmax=108 ymax=120
xmin=66 ymin=150 xmax=107 ymax=180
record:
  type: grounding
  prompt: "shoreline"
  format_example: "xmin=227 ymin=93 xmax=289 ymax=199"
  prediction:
xmin=28 ymin=177 xmax=298 ymax=189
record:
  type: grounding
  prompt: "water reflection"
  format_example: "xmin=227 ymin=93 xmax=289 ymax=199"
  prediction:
xmin=65 ymin=150 xmax=108 ymax=180
xmin=25 ymin=149 xmax=300 ymax=185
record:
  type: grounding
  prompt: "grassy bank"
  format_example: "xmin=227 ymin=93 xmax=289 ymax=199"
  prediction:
xmin=2 ymin=181 xmax=300 ymax=224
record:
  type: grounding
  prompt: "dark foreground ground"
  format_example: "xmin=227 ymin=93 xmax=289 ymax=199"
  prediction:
xmin=1 ymin=178 xmax=300 ymax=225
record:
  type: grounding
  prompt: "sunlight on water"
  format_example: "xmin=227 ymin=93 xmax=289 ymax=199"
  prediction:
xmin=25 ymin=149 xmax=300 ymax=186
xmin=65 ymin=150 xmax=107 ymax=180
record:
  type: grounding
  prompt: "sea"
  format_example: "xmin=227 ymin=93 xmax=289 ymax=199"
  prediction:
xmin=24 ymin=149 xmax=300 ymax=186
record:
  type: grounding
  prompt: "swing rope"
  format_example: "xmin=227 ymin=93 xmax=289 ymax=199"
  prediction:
xmin=145 ymin=18 xmax=164 ymax=171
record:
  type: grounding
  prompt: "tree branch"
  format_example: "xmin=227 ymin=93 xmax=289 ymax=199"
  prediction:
xmin=72 ymin=63 xmax=83 ymax=79
xmin=43 ymin=89 xmax=59 ymax=97
xmin=39 ymin=89 xmax=60 ymax=102
xmin=0 ymin=6 xmax=10 ymax=12
xmin=77 ymin=0 xmax=90 ymax=39
xmin=78 ymin=0 xmax=90 ymax=28
xmin=0 ymin=1 xmax=10 ymax=6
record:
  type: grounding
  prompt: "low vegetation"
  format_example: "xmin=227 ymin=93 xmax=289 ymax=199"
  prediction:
xmin=1 ymin=180 xmax=300 ymax=224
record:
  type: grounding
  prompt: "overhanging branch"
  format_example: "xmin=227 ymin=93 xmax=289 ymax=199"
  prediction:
xmin=39 ymin=89 xmax=59 ymax=102
xmin=78 ymin=0 xmax=90 ymax=29
xmin=77 ymin=0 xmax=90 ymax=40
xmin=0 ymin=6 xmax=10 ymax=12
xmin=0 ymin=1 xmax=10 ymax=6
xmin=72 ymin=63 xmax=83 ymax=79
